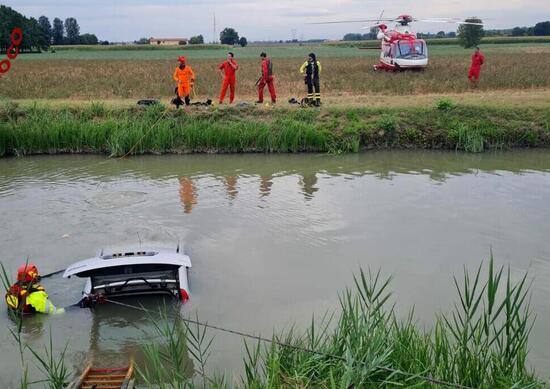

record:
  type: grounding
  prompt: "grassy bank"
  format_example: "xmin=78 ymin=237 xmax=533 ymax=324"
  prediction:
xmin=0 ymin=101 xmax=549 ymax=156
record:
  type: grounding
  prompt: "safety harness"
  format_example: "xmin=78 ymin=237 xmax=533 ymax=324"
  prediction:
xmin=5 ymin=282 xmax=46 ymax=313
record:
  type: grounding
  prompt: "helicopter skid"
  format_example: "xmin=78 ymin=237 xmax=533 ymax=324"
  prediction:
xmin=374 ymin=60 xmax=427 ymax=72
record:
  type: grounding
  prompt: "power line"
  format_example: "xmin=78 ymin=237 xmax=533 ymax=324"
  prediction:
xmin=104 ymin=298 xmax=473 ymax=389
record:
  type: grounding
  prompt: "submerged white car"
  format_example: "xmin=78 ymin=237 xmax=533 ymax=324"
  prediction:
xmin=63 ymin=247 xmax=192 ymax=305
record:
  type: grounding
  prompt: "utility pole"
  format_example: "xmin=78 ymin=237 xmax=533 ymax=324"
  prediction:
xmin=213 ymin=12 xmax=217 ymax=44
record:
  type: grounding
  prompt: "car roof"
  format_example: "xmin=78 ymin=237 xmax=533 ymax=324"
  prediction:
xmin=63 ymin=248 xmax=192 ymax=278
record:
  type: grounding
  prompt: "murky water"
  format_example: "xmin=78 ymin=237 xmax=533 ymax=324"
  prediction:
xmin=1 ymin=151 xmax=550 ymax=386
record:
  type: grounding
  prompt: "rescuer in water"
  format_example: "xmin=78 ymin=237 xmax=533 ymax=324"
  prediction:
xmin=218 ymin=52 xmax=239 ymax=105
xmin=300 ymin=53 xmax=322 ymax=106
xmin=257 ymin=52 xmax=276 ymax=104
xmin=5 ymin=263 xmax=64 ymax=314
xmin=173 ymin=56 xmax=196 ymax=106
xmin=468 ymin=47 xmax=485 ymax=85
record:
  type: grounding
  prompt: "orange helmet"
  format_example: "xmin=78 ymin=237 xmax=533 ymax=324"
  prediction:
xmin=17 ymin=263 xmax=39 ymax=283
xmin=178 ymin=56 xmax=186 ymax=64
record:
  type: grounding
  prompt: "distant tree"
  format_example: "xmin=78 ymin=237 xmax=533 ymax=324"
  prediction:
xmin=189 ymin=35 xmax=204 ymax=44
xmin=78 ymin=33 xmax=98 ymax=45
xmin=28 ymin=17 xmax=50 ymax=51
xmin=446 ymin=31 xmax=457 ymax=38
xmin=64 ymin=17 xmax=80 ymax=44
xmin=238 ymin=36 xmax=248 ymax=47
xmin=368 ymin=27 xmax=379 ymax=40
xmin=511 ymin=27 xmax=526 ymax=36
xmin=343 ymin=33 xmax=363 ymax=41
xmin=38 ymin=16 xmax=52 ymax=44
xmin=436 ymin=31 xmax=446 ymax=38
xmin=526 ymin=27 xmax=535 ymax=36
xmin=100 ymin=40 xmax=110 ymax=45
xmin=0 ymin=5 xmax=49 ymax=52
xmin=220 ymin=28 xmax=239 ymax=45
xmin=52 ymin=17 xmax=64 ymax=45
xmin=458 ymin=17 xmax=484 ymax=48
xmin=533 ymin=21 xmax=550 ymax=36
xmin=134 ymin=37 xmax=150 ymax=44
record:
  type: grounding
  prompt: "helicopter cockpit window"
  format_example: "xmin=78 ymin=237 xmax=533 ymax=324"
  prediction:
xmin=396 ymin=41 xmax=426 ymax=59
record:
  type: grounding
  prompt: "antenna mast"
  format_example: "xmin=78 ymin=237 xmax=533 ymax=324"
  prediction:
xmin=213 ymin=12 xmax=217 ymax=43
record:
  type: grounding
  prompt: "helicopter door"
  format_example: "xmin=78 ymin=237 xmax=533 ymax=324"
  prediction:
xmin=382 ymin=43 xmax=392 ymax=59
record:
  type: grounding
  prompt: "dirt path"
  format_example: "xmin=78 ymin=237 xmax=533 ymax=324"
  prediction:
xmin=9 ymin=89 xmax=550 ymax=110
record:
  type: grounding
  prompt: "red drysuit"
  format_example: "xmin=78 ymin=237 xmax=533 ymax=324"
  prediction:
xmin=258 ymin=58 xmax=276 ymax=103
xmin=219 ymin=59 xmax=239 ymax=103
xmin=468 ymin=51 xmax=485 ymax=81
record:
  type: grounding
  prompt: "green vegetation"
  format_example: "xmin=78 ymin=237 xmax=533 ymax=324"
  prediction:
xmin=50 ymin=43 xmax=230 ymax=51
xmin=1 ymin=257 xmax=544 ymax=387
xmin=0 ymin=262 xmax=71 ymax=389
xmin=130 ymin=257 xmax=543 ymax=387
xmin=458 ymin=17 xmax=485 ymax=48
xmin=1 ymin=101 xmax=549 ymax=157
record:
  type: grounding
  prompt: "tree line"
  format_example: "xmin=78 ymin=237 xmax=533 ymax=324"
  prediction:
xmin=0 ymin=5 xmax=101 ymax=53
xmin=342 ymin=19 xmax=550 ymax=42
xmin=511 ymin=21 xmax=550 ymax=36
xmin=134 ymin=28 xmax=248 ymax=47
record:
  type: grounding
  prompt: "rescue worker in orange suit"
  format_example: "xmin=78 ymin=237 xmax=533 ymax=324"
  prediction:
xmin=300 ymin=53 xmax=322 ymax=106
xmin=256 ymin=52 xmax=276 ymax=104
xmin=173 ymin=56 xmax=195 ymax=106
xmin=5 ymin=263 xmax=64 ymax=314
xmin=468 ymin=47 xmax=485 ymax=85
xmin=218 ymin=52 xmax=239 ymax=104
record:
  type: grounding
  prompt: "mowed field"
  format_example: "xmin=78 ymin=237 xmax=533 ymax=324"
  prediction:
xmin=1 ymin=43 xmax=550 ymax=101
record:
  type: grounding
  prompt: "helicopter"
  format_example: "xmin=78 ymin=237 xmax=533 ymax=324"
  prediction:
xmin=310 ymin=14 xmax=484 ymax=71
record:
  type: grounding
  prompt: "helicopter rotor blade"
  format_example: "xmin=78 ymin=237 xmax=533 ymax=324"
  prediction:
xmin=415 ymin=18 xmax=484 ymax=26
xmin=307 ymin=18 xmax=394 ymax=25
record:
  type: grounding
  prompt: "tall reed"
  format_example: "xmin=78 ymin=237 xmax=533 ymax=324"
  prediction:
xmin=1 ymin=102 xmax=549 ymax=157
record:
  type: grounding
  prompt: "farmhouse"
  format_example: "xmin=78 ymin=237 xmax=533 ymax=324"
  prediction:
xmin=149 ymin=38 xmax=188 ymax=46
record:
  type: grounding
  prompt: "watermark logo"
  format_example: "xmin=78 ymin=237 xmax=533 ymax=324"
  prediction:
xmin=0 ymin=27 xmax=23 ymax=75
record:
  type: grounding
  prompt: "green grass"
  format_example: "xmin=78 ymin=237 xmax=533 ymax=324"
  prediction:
xmin=15 ymin=41 xmax=550 ymax=61
xmin=1 ymin=101 xmax=549 ymax=157
xmin=133 ymin=256 xmax=542 ymax=388
xmin=51 ymin=43 xmax=230 ymax=51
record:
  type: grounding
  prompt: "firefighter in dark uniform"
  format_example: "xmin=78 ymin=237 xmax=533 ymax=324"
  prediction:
xmin=300 ymin=53 xmax=322 ymax=106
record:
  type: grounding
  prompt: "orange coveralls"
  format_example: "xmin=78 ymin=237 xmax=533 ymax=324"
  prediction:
xmin=173 ymin=65 xmax=195 ymax=98
xmin=219 ymin=59 xmax=239 ymax=103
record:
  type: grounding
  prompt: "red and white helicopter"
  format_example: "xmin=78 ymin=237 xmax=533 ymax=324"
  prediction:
xmin=311 ymin=14 xmax=484 ymax=71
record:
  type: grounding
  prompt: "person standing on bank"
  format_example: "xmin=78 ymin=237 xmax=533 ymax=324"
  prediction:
xmin=257 ymin=52 xmax=276 ymax=104
xmin=300 ymin=53 xmax=322 ymax=106
xmin=173 ymin=56 xmax=195 ymax=106
xmin=218 ymin=52 xmax=239 ymax=104
xmin=468 ymin=47 xmax=485 ymax=86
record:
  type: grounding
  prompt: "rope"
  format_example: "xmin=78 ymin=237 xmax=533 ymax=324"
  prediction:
xmin=39 ymin=269 xmax=65 ymax=279
xmin=118 ymin=108 xmax=170 ymax=159
xmin=104 ymin=298 xmax=473 ymax=389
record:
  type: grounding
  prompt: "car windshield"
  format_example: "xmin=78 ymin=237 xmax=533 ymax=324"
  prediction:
xmin=397 ymin=41 xmax=426 ymax=59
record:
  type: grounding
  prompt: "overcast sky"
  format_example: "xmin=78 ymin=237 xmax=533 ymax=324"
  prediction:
xmin=6 ymin=0 xmax=550 ymax=42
